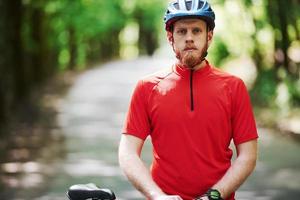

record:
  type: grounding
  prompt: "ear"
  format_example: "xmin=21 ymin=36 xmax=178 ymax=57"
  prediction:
xmin=207 ymin=30 xmax=214 ymax=47
xmin=167 ymin=31 xmax=174 ymax=45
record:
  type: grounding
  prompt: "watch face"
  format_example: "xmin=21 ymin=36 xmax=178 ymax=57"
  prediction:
xmin=208 ymin=189 xmax=221 ymax=200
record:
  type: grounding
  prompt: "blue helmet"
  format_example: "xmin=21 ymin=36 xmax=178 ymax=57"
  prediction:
xmin=164 ymin=0 xmax=215 ymax=31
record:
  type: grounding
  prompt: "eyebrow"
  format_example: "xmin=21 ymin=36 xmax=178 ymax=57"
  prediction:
xmin=174 ymin=22 xmax=204 ymax=28
xmin=175 ymin=26 xmax=203 ymax=30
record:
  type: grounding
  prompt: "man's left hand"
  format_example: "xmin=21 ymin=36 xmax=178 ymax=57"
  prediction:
xmin=195 ymin=196 xmax=209 ymax=200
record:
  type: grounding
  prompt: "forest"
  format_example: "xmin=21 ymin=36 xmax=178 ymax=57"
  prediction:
xmin=0 ymin=0 xmax=299 ymax=130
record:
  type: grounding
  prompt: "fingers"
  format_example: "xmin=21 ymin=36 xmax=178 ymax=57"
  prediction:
xmin=154 ymin=195 xmax=183 ymax=200
xmin=198 ymin=196 xmax=209 ymax=200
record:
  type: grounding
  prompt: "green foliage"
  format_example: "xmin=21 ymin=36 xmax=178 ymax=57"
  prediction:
xmin=213 ymin=0 xmax=300 ymax=107
xmin=134 ymin=0 xmax=165 ymax=30
xmin=46 ymin=0 xmax=127 ymax=69
xmin=0 ymin=0 xmax=166 ymax=125
xmin=133 ymin=0 xmax=166 ymax=55
xmin=209 ymin=36 xmax=230 ymax=67
xmin=250 ymin=69 xmax=277 ymax=107
xmin=241 ymin=0 xmax=252 ymax=7
xmin=2 ymin=0 xmax=300 ymax=126
xmin=286 ymin=78 xmax=300 ymax=107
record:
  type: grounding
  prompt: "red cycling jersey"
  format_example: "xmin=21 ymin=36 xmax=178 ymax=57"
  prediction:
xmin=123 ymin=61 xmax=258 ymax=200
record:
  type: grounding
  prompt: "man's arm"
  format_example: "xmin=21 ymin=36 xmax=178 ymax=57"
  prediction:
xmin=118 ymin=134 xmax=182 ymax=200
xmin=209 ymin=139 xmax=258 ymax=199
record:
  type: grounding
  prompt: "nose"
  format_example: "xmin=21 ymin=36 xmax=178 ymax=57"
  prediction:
xmin=185 ymin=31 xmax=194 ymax=43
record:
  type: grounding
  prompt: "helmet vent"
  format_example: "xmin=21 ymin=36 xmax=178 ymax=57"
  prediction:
xmin=198 ymin=1 xmax=204 ymax=9
xmin=178 ymin=0 xmax=188 ymax=11
xmin=186 ymin=1 xmax=192 ymax=11
xmin=174 ymin=2 xmax=179 ymax=10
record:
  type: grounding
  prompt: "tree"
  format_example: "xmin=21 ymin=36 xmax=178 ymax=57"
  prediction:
xmin=133 ymin=0 xmax=165 ymax=56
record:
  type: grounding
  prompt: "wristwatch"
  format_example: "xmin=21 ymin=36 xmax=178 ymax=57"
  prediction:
xmin=206 ymin=189 xmax=223 ymax=200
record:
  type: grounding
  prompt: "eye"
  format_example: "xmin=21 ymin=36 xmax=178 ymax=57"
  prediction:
xmin=193 ymin=28 xmax=201 ymax=34
xmin=176 ymin=29 xmax=186 ymax=35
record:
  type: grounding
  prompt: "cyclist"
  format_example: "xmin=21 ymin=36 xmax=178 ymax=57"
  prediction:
xmin=119 ymin=0 xmax=258 ymax=199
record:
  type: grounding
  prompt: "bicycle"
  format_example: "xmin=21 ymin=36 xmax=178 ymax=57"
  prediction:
xmin=67 ymin=183 xmax=116 ymax=200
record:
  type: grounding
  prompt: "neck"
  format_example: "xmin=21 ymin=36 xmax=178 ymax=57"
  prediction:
xmin=193 ymin=59 xmax=207 ymax=70
xmin=178 ymin=59 xmax=207 ymax=71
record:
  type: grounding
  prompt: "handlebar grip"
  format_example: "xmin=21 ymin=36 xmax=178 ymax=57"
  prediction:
xmin=67 ymin=183 xmax=116 ymax=200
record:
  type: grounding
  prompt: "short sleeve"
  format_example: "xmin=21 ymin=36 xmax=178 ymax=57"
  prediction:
xmin=231 ymin=79 xmax=258 ymax=145
xmin=122 ymin=80 xmax=151 ymax=140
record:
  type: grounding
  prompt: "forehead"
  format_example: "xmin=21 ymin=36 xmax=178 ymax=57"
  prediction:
xmin=173 ymin=18 xmax=206 ymax=28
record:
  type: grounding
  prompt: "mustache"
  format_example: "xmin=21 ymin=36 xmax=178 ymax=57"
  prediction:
xmin=184 ymin=46 xmax=198 ymax=51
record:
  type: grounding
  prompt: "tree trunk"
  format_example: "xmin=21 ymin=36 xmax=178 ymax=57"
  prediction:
xmin=31 ymin=5 xmax=46 ymax=83
xmin=0 ymin=0 xmax=8 ymax=126
xmin=8 ymin=0 xmax=25 ymax=99
xmin=137 ymin=16 xmax=158 ymax=56
xmin=68 ymin=26 xmax=77 ymax=70
xmin=277 ymin=0 xmax=290 ymax=72
xmin=0 ymin=0 xmax=24 ymax=126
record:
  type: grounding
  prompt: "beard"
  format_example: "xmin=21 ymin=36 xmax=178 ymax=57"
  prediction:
xmin=182 ymin=51 xmax=201 ymax=68
xmin=176 ymin=48 xmax=205 ymax=69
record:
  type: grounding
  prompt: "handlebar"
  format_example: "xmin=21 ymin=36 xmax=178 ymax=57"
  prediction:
xmin=67 ymin=183 xmax=116 ymax=200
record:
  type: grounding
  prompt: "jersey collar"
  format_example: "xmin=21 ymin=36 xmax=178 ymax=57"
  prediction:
xmin=173 ymin=60 xmax=212 ymax=77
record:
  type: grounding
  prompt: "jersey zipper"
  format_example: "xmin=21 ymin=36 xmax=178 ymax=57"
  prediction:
xmin=190 ymin=69 xmax=194 ymax=111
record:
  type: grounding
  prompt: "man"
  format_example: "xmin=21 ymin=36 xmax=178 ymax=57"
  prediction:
xmin=119 ymin=0 xmax=258 ymax=200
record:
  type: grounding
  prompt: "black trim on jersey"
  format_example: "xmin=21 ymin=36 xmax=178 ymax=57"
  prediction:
xmin=190 ymin=69 xmax=194 ymax=111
